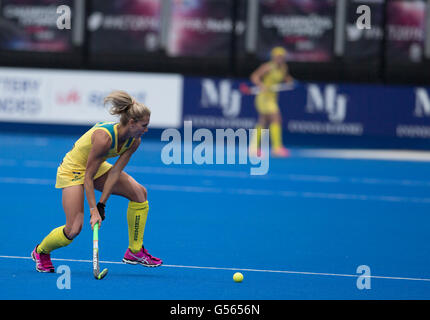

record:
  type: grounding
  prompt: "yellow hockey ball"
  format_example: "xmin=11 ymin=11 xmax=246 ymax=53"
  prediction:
xmin=233 ymin=272 xmax=243 ymax=283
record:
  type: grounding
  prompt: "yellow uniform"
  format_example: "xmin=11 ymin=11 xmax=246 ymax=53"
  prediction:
xmin=55 ymin=122 xmax=135 ymax=189
xmin=255 ymin=62 xmax=287 ymax=115
xmin=37 ymin=121 xmax=148 ymax=256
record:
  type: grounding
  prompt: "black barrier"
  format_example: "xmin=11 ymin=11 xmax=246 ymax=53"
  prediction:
xmin=0 ymin=0 xmax=83 ymax=68
xmin=257 ymin=0 xmax=336 ymax=63
xmin=384 ymin=0 xmax=430 ymax=85
xmin=88 ymin=0 xmax=162 ymax=55
xmin=0 ymin=0 xmax=428 ymax=85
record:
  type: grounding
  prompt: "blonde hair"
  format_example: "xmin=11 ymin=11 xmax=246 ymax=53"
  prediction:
xmin=271 ymin=46 xmax=287 ymax=59
xmin=104 ymin=90 xmax=151 ymax=125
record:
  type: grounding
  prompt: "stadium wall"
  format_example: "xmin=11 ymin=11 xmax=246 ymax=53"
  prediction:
xmin=0 ymin=67 xmax=429 ymax=150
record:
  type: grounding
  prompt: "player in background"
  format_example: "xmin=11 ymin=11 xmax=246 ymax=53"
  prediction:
xmin=249 ymin=47 xmax=294 ymax=158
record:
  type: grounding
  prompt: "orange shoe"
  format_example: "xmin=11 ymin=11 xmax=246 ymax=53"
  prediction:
xmin=271 ymin=147 xmax=290 ymax=158
xmin=249 ymin=147 xmax=268 ymax=158
xmin=249 ymin=147 xmax=261 ymax=157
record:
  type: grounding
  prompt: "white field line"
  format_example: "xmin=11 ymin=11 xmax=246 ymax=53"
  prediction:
xmin=1 ymin=255 xmax=430 ymax=282
xmin=1 ymin=158 xmax=430 ymax=188
xmin=1 ymin=176 xmax=430 ymax=203
xmin=1 ymin=176 xmax=430 ymax=204
xmin=297 ymin=149 xmax=430 ymax=162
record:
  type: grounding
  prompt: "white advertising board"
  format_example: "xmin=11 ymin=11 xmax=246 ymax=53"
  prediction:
xmin=0 ymin=67 xmax=183 ymax=128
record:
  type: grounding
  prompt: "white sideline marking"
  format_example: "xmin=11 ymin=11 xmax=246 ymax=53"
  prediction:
xmin=1 ymin=157 xmax=430 ymax=188
xmin=1 ymin=254 xmax=430 ymax=282
xmin=298 ymin=149 xmax=430 ymax=162
xmin=1 ymin=176 xmax=430 ymax=204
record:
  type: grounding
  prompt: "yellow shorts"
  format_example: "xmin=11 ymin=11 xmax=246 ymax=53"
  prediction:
xmin=255 ymin=94 xmax=280 ymax=115
xmin=55 ymin=161 xmax=112 ymax=189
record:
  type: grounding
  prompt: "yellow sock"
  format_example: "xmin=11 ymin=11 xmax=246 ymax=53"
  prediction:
xmin=127 ymin=200 xmax=149 ymax=253
xmin=269 ymin=122 xmax=283 ymax=149
xmin=37 ymin=226 xmax=72 ymax=254
xmin=250 ymin=124 xmax=262 ymax=150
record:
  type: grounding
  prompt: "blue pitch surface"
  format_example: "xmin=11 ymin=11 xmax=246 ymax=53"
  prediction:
xmin=1 ymin=131 xmax=430 ymax=300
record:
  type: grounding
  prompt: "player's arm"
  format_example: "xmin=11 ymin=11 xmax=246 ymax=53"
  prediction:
xmin=85 ymin=130 xmax=111 ymax=228
xmin=284 ymin=63 xmax=295 ymax=84
xmin=98 ymin=138 xmax=141 ymax=206
xmin=250 ymin=63 xmax=271 ymax=90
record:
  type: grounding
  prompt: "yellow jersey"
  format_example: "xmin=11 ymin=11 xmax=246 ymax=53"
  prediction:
xmin=55 ymin=122 xmax=135 ymax=188
xmin=259 ymin=62 xmax=287 ymax=99
xmin=255 ymin=62 xmax=287 ymax=115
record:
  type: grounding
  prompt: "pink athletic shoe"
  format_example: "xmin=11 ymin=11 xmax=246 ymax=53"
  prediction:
xmin=271 ymin=147 xmax=290 ymax=158
xmin=31 ymin=245 xmax=55 ymax=273
xmin=122 ymin=247 xmax=163 ymax=267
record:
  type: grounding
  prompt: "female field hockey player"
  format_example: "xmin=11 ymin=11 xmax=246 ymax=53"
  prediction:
xmin=249 ymin=46 xmax=294 ymax=158
xmin=32 ymin=90 xmax=162 ymax=272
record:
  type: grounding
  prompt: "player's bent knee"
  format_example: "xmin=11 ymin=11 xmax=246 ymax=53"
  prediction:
xmin=141 ymin=185 xmax=147 ymax=199
xmin=130 ymin=184 xmax=147 ymax=203
xmin=137 ymin=184 xmax=147 ymax=202
xmin=65 ymin=220 xmax=83 ymax=239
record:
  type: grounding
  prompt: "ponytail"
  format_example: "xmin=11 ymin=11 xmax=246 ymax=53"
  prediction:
xmin=105 ymin=90 xmax=151 ymax=125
